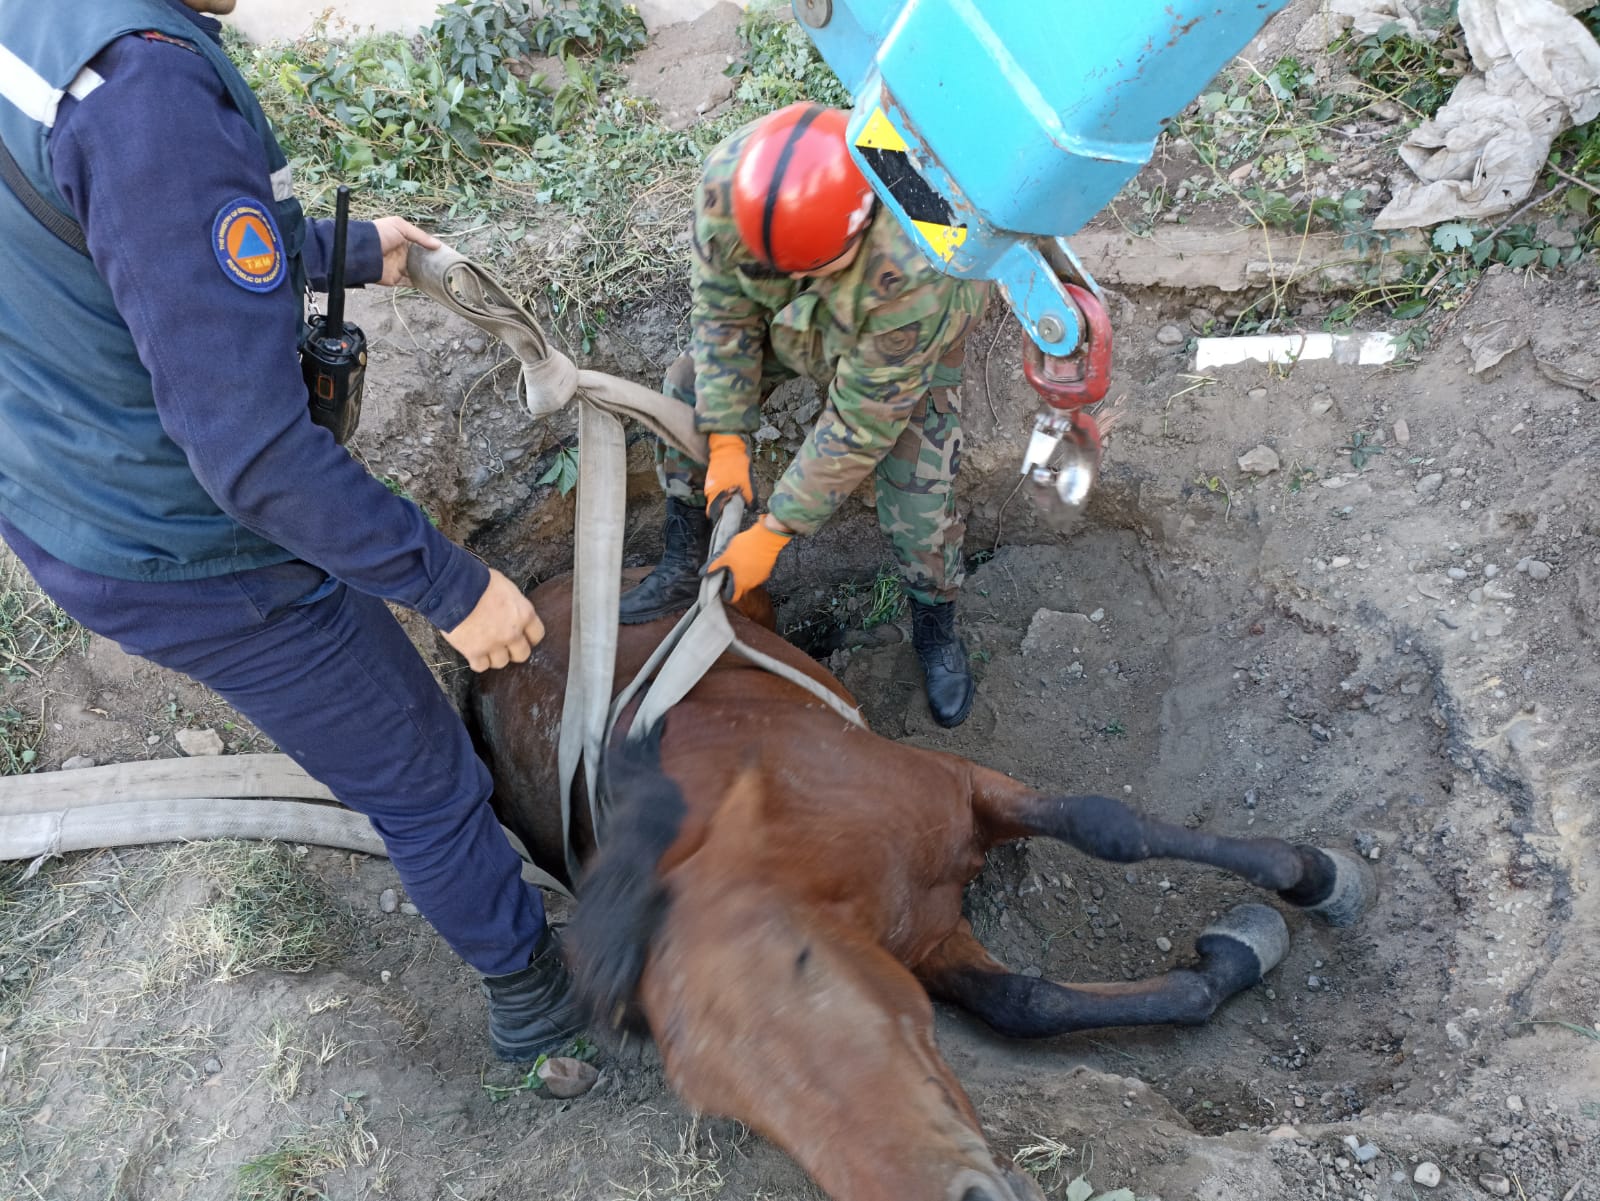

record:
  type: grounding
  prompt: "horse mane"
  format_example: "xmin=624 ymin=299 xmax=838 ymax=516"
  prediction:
xmin=565 ymin=722 xmax=688 ymax=1037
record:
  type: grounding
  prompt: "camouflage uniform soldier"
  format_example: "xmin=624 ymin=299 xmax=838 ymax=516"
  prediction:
xmin=619 ymin=103 xmax=989 ymax=727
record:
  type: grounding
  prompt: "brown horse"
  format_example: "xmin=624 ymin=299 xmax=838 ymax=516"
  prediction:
xmin=470 ymin=573 xmax=1374 ymax=1201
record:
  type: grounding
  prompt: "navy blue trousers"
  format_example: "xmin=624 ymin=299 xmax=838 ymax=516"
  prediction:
xmin=2 ymin=517 xmax=546 ymax=978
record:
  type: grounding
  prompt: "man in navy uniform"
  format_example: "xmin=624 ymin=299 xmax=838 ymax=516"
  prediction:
xmin=0 ymin=0 xmax=581 ymax=1060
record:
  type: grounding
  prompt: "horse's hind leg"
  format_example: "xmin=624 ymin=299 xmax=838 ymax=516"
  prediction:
xmin=917 ymin=911 xmax=1288 ymax=1039
xmin=971 ymin=769 xmax=1375 ymax=927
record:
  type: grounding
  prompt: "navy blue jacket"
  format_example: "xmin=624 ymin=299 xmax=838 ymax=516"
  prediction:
xmin=19 ymin=1 xmax=486 ymax=629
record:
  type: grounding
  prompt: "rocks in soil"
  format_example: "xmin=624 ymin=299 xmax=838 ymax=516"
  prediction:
xmin=1479 ymin=1174 xmax=1512 ymax=1196
xmin=61 ymin=755 xmax=96 ymax=770
xmin=538 ymin=1056 xmax=599 ymax=1099
xmin=1416 ymin=473 xmax=1445 ymax=495
xmin=1238 ymin=444 xmax=1281 ymax=475
xmin=1021 ymin=609 xmax=1096 ymax=657
xmin=1393 ymin=419 xmax=1410 ymax=444
xmin=1156 ymin=323 xmax=1186 ymax=345
xmin=176 ymin=727 xmax=224 ymax=757
xmin=379 ymin=888 xmax=399 ymax=914
xmin=1414 ymin=1162 xmax=1442 ymax=1188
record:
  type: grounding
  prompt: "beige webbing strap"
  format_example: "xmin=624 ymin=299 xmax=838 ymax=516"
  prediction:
xmin=606 ymin=495 xmax=864 ymax=802
xmin=405 ymin=245 xmax=861 ymax=866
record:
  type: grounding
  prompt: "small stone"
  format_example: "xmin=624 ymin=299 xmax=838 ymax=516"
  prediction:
xmin=1244 ymin=788 xmax=1258 ymax=809
xmin=1527 ymin=560 xmax=1551 ymax=581
xmin=203 ymin=1057 xmax=223 ymax=1075
xmin=380 ymin=969 xmax=392 ymax=984
xmin=379 ymin=889 xmax=399 ymax=914
xmin=1157 ymin=323 xmax=1185 ymax=345
xmin=1447 ymin=567 xmax=1469 ymax=581
xmin=1479 ymin=1174 xmax=1512 ymax=1197
xmin=1486 ymin=1128 xmax=1512 ymax=1148
xmin=538 ymin=1056 xmax=600 ymax=1099
xmin=1310 ymin=722 xmax=1332 ymax=742
xmin=1330 ymin=555 xmax=1351 ymax=569
xmin=753 ymin=423 xmax=782 ymax=443
xmin=1446 ymin=1021 xmax=1469 ymax=1049
xmin=61 ymin=755 xmax=96 ymax=771
xmin=146 ymin=734 xmax=162 ymax=746
xmin=1393 ymin=419 xmax=1410 ymax=445
xmin=1354 ymin=1144 xmax=1380 ymax=1165
xmin=1268 ymin=1124 xmax=1301 ymax=1139
xmin=1249 ymin=387 xmax=1268 ymax=400
xmin=1469 ymin=588 xmax=1485 ymax=604
xmin=176 ymin=727 xmax=225 ymax=757
xmin=1089 ymin=608 xmax=1105 ymax=623
xmin=1311 ymin=396 xmax=1334 ymax=416
xmin=1416 ymin=473 xmax=1445 ymax=495
xmin=1484 ymin=564 xmax=1500 ymax=579
xmin=1414 ymin=1162 xmax=1442 ymax=1188
xmin=1156 ymin=936 xmax=1173 ymax=953
xmin=1307 ymin=975 xmax=1323 ymax=990
xmin=464 ymin=335 xmax=488 ymax=354
xmin=399 ymin=902 xmax=420 ymax=917
xmin=1238 ymin=444 xmax=1281 ymax=475
xmin=1505 ymin=1094 xmax=1524 ymax=1113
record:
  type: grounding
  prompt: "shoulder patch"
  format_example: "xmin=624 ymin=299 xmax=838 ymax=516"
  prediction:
xmin=138 ymin=30 xmax=200 ymax=53
xmin=212 ymin=198 xmax=286 ymax=293
xmin=875 ymin=324 xmax=921 ymax=362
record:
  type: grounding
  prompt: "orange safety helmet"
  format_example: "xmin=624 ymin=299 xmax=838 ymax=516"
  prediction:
xmin=731 ymin=103 xmax=877 ymax=274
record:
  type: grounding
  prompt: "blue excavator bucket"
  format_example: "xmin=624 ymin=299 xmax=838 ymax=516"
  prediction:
xmin=793 ymin=0 xmax=1290 ymax=501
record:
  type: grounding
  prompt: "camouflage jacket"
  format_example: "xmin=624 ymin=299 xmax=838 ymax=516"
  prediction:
xmin=688 ymin=121 xmax=990 ymax=536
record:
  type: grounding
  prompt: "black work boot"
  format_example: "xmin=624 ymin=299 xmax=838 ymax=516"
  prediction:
xmin=480 ymin=927 xmax=585 ymax=1062
xmin=618 ymin=498 xmax=712 ymax=624
xmin=910 ymin=598 xmax=976 ymax=729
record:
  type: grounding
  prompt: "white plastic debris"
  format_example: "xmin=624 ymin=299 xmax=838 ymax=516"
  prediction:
xmin=1194 ymin=331 xmax=1398 ymax=370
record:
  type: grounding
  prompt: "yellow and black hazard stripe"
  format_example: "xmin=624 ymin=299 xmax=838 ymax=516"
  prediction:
xmin=854 ymin=107 xmax=968 ymax=263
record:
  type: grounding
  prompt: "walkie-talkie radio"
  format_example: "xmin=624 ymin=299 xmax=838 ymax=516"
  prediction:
xmin=300 ymin=185 xmax=367 ymax=444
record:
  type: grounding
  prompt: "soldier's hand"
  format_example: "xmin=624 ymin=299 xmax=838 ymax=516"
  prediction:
xmin=444 ymin=568 xmax=545 ymax=672
xmin=703 ymin=433 xmax=754 ymax=517
xmin=373 ymin=216 xmax=442 ymax=287
xmin=703 ymin=517 xmax=792 ymax=602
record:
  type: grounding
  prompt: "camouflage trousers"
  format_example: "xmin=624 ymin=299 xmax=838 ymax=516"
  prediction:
xmin=655 ymin=344 xmax=967 ymax=605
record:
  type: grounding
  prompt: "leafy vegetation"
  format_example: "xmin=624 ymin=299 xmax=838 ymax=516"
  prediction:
xmin=1148 ymin=0 xmax=1598 ymax=343
xmin=230 ymin=0 xmax=844 ymax=346
xmin=1335 ymin=12 xmax=1467 ymax=119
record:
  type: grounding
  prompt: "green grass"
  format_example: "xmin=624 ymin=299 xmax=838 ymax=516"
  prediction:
xmin=162 ymin=842 xmax=352 ymax=981
xmin=0 ymin=549 xmax=86 ymax=686
xmin=235 ymin=1106 xmax=376 ymax=1201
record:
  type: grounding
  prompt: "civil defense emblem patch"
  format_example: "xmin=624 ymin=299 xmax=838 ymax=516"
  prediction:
xmin=212 ymin=197 xmax=285 ymax=293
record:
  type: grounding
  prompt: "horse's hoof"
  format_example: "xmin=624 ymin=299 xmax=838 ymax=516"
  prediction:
xmin=1197 ymin=902 xmax=1290 ymax=982
xmin=1304 ymin=848 xmax=1378 ymax=928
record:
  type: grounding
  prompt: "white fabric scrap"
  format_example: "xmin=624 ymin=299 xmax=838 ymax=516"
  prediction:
xmin=1194 ymin=331 xmax=1398 ymax=369
xmin=1374 ymin=0 xmax=1600 ymax=228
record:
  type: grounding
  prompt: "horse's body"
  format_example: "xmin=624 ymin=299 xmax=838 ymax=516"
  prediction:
xmin=470 ymin=573 xmax=1373 ymax=1201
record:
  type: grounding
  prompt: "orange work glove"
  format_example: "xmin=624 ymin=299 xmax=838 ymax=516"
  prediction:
xmin=703 ymin=433 xmax=754 ymax=517
xmin=704 ymin=520 xmax=793 ymax=602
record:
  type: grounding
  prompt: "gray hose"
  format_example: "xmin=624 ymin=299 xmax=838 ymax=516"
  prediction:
xmin=1 ymin=796 xmax=387 ymax=859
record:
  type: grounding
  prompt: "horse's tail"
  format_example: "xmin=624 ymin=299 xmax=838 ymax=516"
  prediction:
xmin=565 ymin=722 xmax=686 ymax=1037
